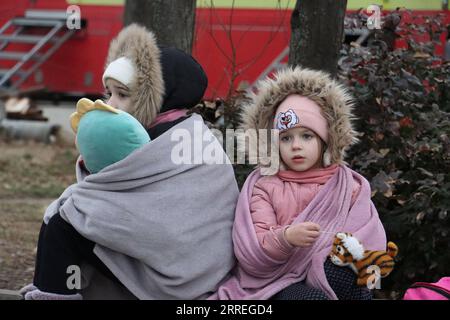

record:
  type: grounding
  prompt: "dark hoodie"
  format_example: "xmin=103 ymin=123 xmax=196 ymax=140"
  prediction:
xmin=147 ymin=46 xmax=208 ymax=138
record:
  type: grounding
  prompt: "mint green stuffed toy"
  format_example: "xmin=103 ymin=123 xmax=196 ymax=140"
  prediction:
xmin=70 ymin=98 xmax=150 ymax=173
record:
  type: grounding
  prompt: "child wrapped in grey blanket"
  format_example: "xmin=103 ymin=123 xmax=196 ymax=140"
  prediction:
xmin=23 ymin=98 xmax=238 ymax=300
xmin=22 ymin=98 xmax=151 ymax=300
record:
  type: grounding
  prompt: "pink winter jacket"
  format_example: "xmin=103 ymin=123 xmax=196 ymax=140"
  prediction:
xmin=250 ymin=164 xmax=361 ymax=261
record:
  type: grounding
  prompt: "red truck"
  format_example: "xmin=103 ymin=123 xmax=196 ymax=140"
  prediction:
xmin=0 ymin=0 xmax=448 ymax=99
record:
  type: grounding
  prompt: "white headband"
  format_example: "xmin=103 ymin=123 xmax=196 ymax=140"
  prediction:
xmin=102 ymin=57 xmax=136 ymax=87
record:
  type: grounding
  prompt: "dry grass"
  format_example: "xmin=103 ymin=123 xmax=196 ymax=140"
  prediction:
xmin=0 ymin=140 xmax=77 ymax=199
xmin=0 ymin=139 xmax=77 ymax=290
xmin=0 ymin=200 xmax=52 ymax=290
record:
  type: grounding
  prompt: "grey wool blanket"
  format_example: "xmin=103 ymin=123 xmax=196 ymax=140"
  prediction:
xmin=43 ymin=114 xmax=239 ymax=299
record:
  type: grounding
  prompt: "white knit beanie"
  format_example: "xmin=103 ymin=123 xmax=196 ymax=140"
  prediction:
xmin=102 ymin=56 xmax=136 ymax=87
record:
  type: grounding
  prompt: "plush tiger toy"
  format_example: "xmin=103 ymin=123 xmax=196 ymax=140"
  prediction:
xmin=329 ymin=232 xmax=398 ymax=287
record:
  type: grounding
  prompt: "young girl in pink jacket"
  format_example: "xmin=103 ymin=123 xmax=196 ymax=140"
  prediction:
xmin=211 ymin=67 xmax=388 ymax=300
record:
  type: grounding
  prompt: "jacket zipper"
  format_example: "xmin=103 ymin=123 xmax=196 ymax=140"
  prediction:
xmin=410 ymin=282 xmax=450 ymax=299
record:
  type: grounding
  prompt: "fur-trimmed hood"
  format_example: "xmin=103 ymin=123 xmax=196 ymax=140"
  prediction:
xmin=240 ymin=67 xmax=359 ymax=167
xmin=106 ymin=24 xmax=164 ymax=129
xmin=105 ymin=24 xmax=207 ymax=128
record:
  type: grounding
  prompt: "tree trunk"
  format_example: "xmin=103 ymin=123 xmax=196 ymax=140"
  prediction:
xmin=123 ymin=0 xmax=196 ymax=54
xmin=289 ymin=0 xmax=347 ymax=76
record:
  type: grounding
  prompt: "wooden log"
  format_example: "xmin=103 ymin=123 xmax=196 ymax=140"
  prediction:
xmin=0 ymin=289 xmax=22 ymax=300
xmin=0 ymin=85 xmax=46 ymax=100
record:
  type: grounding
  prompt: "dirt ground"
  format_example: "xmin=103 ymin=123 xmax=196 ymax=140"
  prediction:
xmin=0 ymin=139 xmax=77 ymax=290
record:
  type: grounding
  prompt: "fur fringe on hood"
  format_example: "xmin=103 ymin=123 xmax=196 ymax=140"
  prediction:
xmin=239 ymin=67 xmax=359 ymax=167
xmin=105 ymin=24 xmax=165 ymax=128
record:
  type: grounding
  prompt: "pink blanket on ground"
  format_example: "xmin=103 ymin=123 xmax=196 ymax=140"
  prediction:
xmin=209 ymin=165 xmax=387 ymax=300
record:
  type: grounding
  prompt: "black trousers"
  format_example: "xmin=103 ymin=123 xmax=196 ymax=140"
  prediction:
xmin=271 ymin=259 xmax=373 ymax=300
xmin=33 ymin=213 xmax=121 ymax=295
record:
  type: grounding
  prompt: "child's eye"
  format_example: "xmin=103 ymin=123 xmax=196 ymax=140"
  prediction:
xmin=303 ymin=133 xmax=313 ymax=140
xmin=118 ymin=92 xmax=129 ymax=99
xmin=281 ymin=136 xmax=291 ymax=142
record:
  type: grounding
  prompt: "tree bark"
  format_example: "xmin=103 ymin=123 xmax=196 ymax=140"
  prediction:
xmin=289 ymin=0 xmax=347 ymax=76
xmin=123 ymin=0 xmax=196 ymax=54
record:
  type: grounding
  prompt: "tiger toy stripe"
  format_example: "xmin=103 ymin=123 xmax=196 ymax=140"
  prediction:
xmin=329 ymin=232 xmax=398 ymax=287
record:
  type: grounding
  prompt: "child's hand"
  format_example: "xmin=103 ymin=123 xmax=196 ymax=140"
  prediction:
xmin=285 ymin=222 xmax=321 ymax=248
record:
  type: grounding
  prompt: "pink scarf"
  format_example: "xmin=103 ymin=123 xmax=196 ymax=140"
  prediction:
xmin=277 ymin=164 xmax=339 ymax=184
xmin=148 ymin=109 xmax=188 ymax=128
xmin=209 ymin=165 xmax=386 ymax=300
